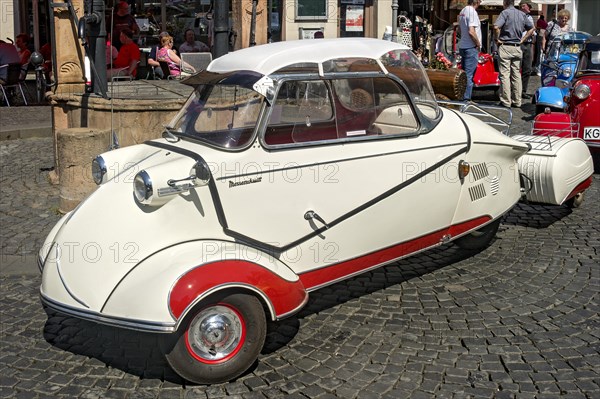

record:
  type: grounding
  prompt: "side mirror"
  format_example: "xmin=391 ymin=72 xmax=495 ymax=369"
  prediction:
xmin=193 ymin=159 xmax=212 ymax=186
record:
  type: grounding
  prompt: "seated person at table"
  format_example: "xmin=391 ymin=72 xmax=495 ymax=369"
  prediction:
xmin=107 ymin=29 xmax=140 ymax=79
xmin=179 ymin=29 xmax=210 ymax=53
xmin=148 ymin=31 xmax=169 ymax=79
xmin=157 ymin=35 xmax=195 ymax=77
xmin=106 ymin=32 xmax=118 ymax=67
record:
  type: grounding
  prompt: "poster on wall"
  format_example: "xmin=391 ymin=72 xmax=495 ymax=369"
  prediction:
xmin=345 ymin=6 xmax=364 ymax=32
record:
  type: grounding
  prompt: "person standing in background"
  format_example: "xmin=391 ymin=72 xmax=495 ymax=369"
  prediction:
xmin=542 ymin=9 xmax=572 ymax=53
xmin=519 ymin=0 xmax=535 ymax=99
xmin=533 ymin=14 xmax=547 ymax=75
xmin=494 ymin=0 xmax=534 ymax=108
xmin=109 ymin=1 xmax=139 ymax=50
xmin=458 ymin=0 xmax=482 ymax=102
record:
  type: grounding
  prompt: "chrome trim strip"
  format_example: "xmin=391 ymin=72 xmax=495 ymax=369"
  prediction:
xmin=305 ymin=242 xmax=443 ymax=293
xmin=41 ymin=294 xmax=176 ymax=333
xmin=217 ymin=142 xmax=465 ymax=181
xmin=275 ymin=292 xmax=310 ymax=320
xmin=55 ymin=251 xmax=90 ymax=309
xmin=175 ymin=283 xmax=277 ymax=325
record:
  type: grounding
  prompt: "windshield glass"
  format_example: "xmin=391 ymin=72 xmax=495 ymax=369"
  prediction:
xmin=169 ymin=84 xmax=264 ymax=149
xmin=578 ymin=50 xmax=600 ymax=73
xmin=380 ymin=49 xmax=440 ymax=120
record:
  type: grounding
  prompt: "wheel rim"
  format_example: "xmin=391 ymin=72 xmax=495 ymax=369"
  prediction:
xmin=185 ymin=304 xmax=246 ymax=364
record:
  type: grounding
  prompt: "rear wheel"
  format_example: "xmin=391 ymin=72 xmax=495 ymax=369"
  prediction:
xmin=165 ymin=293 xmax=266 ymax=384
xmin=454 ymin=219 xmax=501 ymax=250
xmin=566 ymin=192 xmax=584 ymax=208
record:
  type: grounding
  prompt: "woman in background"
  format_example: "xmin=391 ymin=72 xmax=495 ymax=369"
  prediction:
xmin=157 ymin=35 xmax=195 ymax=77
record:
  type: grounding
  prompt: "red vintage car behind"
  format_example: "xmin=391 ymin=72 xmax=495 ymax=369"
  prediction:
xmin=533 ymin=36 xmax=600 ymax=165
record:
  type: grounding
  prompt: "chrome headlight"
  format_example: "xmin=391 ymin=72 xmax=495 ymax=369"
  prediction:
xmin=574 ymin=83 xmax=591 ymax=100
xmin=478 ymin=55 xmax=486 ymax=64
xmin=134 ymin=171 xmax=153 ymax=204
xmin=91 ymin=156 xmax=107 ymax=185
xmin=559 ymin=66 xmax=572 ymax=78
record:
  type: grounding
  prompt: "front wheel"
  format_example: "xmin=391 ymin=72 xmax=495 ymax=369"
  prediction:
xmin=165 ymin=292 xmax=266 ymax=384
xmin=454 ymin=219 xmax=501 ymax=251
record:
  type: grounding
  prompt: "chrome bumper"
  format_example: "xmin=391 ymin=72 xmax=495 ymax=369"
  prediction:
xmin=40 ymin=294 xmax=176 ymax=333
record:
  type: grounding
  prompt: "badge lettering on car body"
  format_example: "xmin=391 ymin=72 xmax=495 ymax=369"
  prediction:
xmin=229 ymin=177 xmax=263 ymax=188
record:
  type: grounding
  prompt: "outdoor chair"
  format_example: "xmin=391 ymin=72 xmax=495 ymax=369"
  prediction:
xmin=180 ymin=52 xmax=212 ymax=73
xmin=0 ymin=63 xmax=28 ymax=106
xmin=109 ymin=60 xmax=140 ymax=82
xmin=158 ymin=61 xmax=178 ymax=80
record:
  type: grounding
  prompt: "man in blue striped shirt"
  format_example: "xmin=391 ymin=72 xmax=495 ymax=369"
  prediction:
xmin=494 ymin=0 xmax=535 ymax=108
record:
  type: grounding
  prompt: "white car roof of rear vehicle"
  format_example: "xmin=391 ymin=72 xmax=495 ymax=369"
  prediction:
xmin=207 ymin=38 xmax=410 ymax=76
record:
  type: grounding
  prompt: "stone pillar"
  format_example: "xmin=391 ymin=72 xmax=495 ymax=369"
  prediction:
xmin=52 ymin=0 xmax=86 ymax=97
xmin=57 ymin=127 xmax=111 ymax=213
xmin=49 ymin=0 xmax=87 ymax=184
xmin=232 ymin=0 xmax=268 ymax=50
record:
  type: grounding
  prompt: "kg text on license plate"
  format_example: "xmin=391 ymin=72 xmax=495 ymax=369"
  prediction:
xmin=583 ymin=127 xmax=600 ymax=140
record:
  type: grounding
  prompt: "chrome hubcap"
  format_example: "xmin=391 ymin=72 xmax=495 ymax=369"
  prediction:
xmin=187 ymin=305 xmax=243 ymax=362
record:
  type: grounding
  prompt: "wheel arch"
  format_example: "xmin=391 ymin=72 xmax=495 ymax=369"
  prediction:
xmin=101 ymin=240 xmax=305 ymax=328
xmin=168 ymin=260 xmax=308 ymax=327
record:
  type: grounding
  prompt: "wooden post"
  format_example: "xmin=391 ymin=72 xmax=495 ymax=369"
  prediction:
xmin=232 ymin=0 xmax=268 ymax=50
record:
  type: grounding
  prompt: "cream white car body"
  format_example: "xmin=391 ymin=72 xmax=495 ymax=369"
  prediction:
xmin=39 ymin=38 xmax=593 ymax=383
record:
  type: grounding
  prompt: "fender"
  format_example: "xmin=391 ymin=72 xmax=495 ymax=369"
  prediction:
xmin=100 ymin=240 xmax=305 ymax=330
xmin=532 ymin=112 xmax=573 ymax=138
xmin=535 ymin=86 xmax=567 ymax=110
xmin=169 ymin=260 xmax=308 ymax=323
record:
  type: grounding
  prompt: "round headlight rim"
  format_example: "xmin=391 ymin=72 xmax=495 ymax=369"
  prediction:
xmin=134 ymin=170 xmax=153 ymax=203
xmin=560 ymin=66 xmax=572 ymax=78
xmin=574 ymin=83 xmax=591 ymax=100
xmin=91 ymin=155 xmax=107 ymax=185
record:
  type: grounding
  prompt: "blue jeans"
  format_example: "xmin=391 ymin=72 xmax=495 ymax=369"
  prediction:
xmin=460 ymin=47 xmax=479 ymax=101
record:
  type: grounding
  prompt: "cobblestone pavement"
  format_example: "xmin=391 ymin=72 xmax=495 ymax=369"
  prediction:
xmin=1 ymin=92 xmax=600 ymax=398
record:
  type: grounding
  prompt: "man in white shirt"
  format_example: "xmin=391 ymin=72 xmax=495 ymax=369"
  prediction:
xmin=179 ymin=29 xmax=210 ymax=53
xmin=458 ymin=0 xmax=482 ymax=101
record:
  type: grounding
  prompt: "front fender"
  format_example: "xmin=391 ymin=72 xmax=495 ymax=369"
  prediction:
xmin=535 ymin=86 xmax=566 ymax=109
xmin=101 ymin=240 xmax=306 ymax=328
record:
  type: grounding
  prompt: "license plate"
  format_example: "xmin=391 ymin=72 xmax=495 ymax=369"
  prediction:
xmin=583 ymin=127 xmax=600 ymax=140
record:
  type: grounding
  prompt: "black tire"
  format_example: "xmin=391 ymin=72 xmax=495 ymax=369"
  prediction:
xmin=454 ymin=219 xmax=501 ymax=251
xmin=565 ymin=192 xmax=584 ymax=208
xmin=535 ymin=104 xmax=545 ymax=115
xmin=165 ymin=292 xmax=266 ymax=384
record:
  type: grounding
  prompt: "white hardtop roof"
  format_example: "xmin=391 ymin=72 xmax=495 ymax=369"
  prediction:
xmin=207 ymin=38 xmax=409 ymax=76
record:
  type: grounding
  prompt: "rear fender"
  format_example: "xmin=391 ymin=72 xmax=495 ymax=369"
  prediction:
xmin=535 ymin=86 xmax=566 ymax=109
xmin=533 ymin=112 xmax=573 ymax=138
